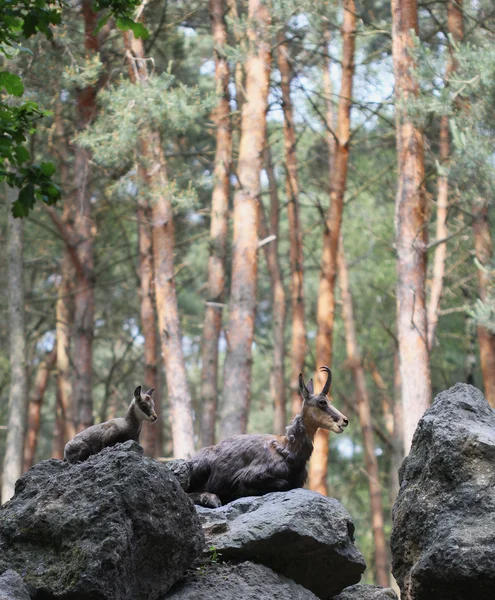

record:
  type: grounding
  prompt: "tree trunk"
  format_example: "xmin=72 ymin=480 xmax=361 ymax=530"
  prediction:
xmin=123 ymin=27 xmax=196 ymax=458
xmin=309 ymin=1 xmax=356 ymax=495
xmin=472 ymin=200 xmax=495 ymax=407
xmin=392 ymin=0 xmax=431 ymax=453
xmin=2 ymin=188 xmax=28 ymax=503
xmin=338 ymin=239 xmax=389 ymax=587
xmin=71 ymin=0 xmax=99 ymax=432
xmin=137 ymin=201 xmax=161 ymax=456
xmin=51 ymin=390 xmax=66 ymax=460
xmin=277 ymin=33 xmax=306 ymax=419
xmin=391 ymin=349 xmax=404 ymax=502
xmin=427 ymin=0 xmax=464 ymax=350
xmin=261 ymin=147 xmax=286 ymax=435
xmin=200 ymin=0 xmax=232 ymax=448
xmin=53 ymin=101 xmax=76 ymax=447
xmin=23 ymin=349 xmax=57 ymax=471
xmin=219 ymin=0 xmax=272 ymax=439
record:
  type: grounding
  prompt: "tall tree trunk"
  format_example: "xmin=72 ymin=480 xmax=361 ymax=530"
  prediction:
xmin=219 ymin=0 xmax=272 ymax=439
xmin=71 ymin=0 xmax=99 ymax=431
xmin=261 ymin=148 xmax=286 ymax=435
xmin=338 ymin=239 xmax=389 ymax=587
xmin=227 ymin=0 xmax=245 ymax=120
xmin=472 ymin=200 xmax=495 ymax=407
xmin=427 ymin=0 xmax=464 ymax=350
xmin=2 ymin=188 xmax=28 ymax=503
xmin=53 ymin=101 xmax=76 ymax=447
xmin=23 ymin=349 xmax=57 ymax=471
xmin=124 ymin=27 xmax=196 ymax=458
xmin=200 ymin=0 xmax=232 ymax=448
xmin=277 ymin=33 xmax=306 ymax=419
xmin=56 ymin=249 xmax=75 ymax=445
xmin=309 ymin=1 xmax=356 ymax=495
xmin=392 ymin=0 xmax=431 ymax=453
xmin=137 ymin=202 xmax=161 ymax=456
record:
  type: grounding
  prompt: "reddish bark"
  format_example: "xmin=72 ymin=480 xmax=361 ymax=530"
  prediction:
xmin=277 ymin=34 xmax=306 ymax=419
xmin=200 ymin=0 xmax=232 ymax=448
xmin=137 ymin=201 xmax=161 ymax=457
xmin=23 ymin=349 xmax=57 ymax=471
xmin=53 ymin=101 xmax=76 ymax=447
xmin=427 ymin=0 xmax=464 ymax=350
xmin=261 ymin=147 xmax=286 ymax=435
xmin=219 ymin=0 xmax=272 ymax=439
xmin=309 ymin=2 xmax=356 ymax=495
xmin=124 ymin=29 xmax=195 ymax=458
xmin=71 ymin=0 xmax=99 ymax=431
xmin=392 ymin=0 xmax=432 ymax=452
xmin=472 ymin=201 xmax=495 ymax=407
xmin=338 ymin=240 xmax=389 ymax=587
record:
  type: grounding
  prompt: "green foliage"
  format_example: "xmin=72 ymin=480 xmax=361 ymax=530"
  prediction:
xmin=0 ymin=0 xmax=149 ymax=216
xmin=78 ymin=73 xmax=211 ymax=168
xmin=0 ymin=0 xmax=63 ymax=215
xmin=94 ymin=0 xmax=149 ymax=39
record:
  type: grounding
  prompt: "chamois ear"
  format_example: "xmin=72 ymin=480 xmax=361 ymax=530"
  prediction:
xmin=145 ymin=387 xmax=155 ymax=397
xmin=134 ymin=386 xmax=142 ymax=400
xmin=307 ymin=378 xmax=314 ymax=395
xmin=298 ymin=374 xmax=311 ymax=402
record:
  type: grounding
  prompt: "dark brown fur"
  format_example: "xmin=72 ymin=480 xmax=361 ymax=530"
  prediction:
xmin=187 ymin=367 xmax=348 ymax=507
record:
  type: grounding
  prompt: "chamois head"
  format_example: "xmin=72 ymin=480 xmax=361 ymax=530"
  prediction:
xmin=133 ymin=386 xmax=158 ymax=423
xmin=298 ymin=366 xmax=348 ymax=434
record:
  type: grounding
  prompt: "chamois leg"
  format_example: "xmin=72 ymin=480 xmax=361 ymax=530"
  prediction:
xmin=188 ymin=492 xmax=222 ymax=508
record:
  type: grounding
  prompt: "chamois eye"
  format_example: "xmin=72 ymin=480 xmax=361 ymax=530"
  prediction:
xmin=318 ymin=399 xmax=327 ymax=409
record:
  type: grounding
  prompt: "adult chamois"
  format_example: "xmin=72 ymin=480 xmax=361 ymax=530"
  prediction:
xmin=64 ymin=386 xmax=157 ymax=463
xmin=187 ymin=366 xmax=348 ymax=507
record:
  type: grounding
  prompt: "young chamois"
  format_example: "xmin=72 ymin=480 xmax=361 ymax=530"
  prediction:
xmin=64 ymin=386 xmax=157 ymax=464
xmin=187 ymin=366 xmax=348 ymax=507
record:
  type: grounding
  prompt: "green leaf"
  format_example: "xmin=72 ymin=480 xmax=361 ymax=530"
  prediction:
xmin=12 ymin=200 xmax=29 ymax=218
xmin=0 ymin=72 xmax=24 ymax=97
xmin=17 ymin=182 xmax=36 ymax=211
xmin=40 ymin=161 xmax=56 ymax=177
xmin=41 ymin=182 xmax=60 ymax=199
xmin=130 ymin=22 xmax=149 ymax=40
xmin=116 ymin=16 xmax=133 ymax=32
xmin=14 ymin=145 xmax=30 ymax=164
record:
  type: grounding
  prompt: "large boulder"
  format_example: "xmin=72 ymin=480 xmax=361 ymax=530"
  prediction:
xmin=164 ymin=561 xmax=319 ymax=600
xmin=0 ymin=441 xmax=204 ymax=600
xmin=0 ymin=570 xmax=31 ymax=600
xmin=196 ymin=489 xmax=366 ymax=599
xmin=333 ymin=584 xmax=398 ymax=600
xmin=391 ymin=383 xmax=495 ymax=600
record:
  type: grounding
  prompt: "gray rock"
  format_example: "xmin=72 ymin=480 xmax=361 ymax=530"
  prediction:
xmin=391 ymin=383 xmax=495 ymax=600
xmin=163 ymin=459 xmax=192 ymax=490
xmin=0 ymin=570 xmax=31 ymax=600
xmin=164 ymin=561 xmax=319 ymax=600
xmin=0 ymin=440 xmax=204 ymax=600
xmin=196 ymin=488 xmax=366 ymax=599
xmin=333 ymin=584 xmax=398 ymax=600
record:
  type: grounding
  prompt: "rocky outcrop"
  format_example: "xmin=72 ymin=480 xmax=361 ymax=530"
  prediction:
xmin=196 ymin=489 xmax=366 ymax=599
xmin=333 ymin=584 xmax=398 ymax=599
xmin=0 ymin=441 xmax=204 ymax=600
xmin=164 ymin=561 xmax=319 ymax=600
xmin=163 ymin=459 xmax=191 ymax=490
xmin=0 ymin=570 xmax=31 ymax=600
xmin=391 ymin=383 xmax=495 ymax=600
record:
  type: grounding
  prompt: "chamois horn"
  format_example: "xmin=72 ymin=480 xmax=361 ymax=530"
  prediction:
xmin=319 ymin=366 xmax=332 ymax=396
